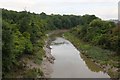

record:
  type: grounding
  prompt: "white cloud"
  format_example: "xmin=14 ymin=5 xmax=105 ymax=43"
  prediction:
xmin=0 ymin=0 xmax=119 ymax=19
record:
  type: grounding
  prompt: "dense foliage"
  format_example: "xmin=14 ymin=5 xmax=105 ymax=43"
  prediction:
xmin=70 ymin=19 xmax=119 ymax=55
xmin=64 ymin=19 xmax=120 ymax=78
xmin=2 ymin=9 xmax=46 ymax=76
xmin=2 ymin=8 xmax=119 ymax=78
xmin=2 ymin=9 xmax=98 ymax=77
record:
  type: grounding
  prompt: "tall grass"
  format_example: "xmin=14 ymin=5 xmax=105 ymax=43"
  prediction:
xmin=64 ymin=32 xmax=119 ymax=67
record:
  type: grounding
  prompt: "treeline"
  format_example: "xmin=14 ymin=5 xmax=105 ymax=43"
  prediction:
xmin=2 ymin=9 xmax=97 ymax=76
xmin=2 ymin=9 xmax=46 ymax=76
xmin=39 ymin=12 xmax=98 ymax=30
xmin=70 ymin=19 xmax=120 ymax=55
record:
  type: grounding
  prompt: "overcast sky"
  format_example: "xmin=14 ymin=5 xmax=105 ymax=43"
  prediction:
xmin=0 ymin=0 xmax=119 ymax=20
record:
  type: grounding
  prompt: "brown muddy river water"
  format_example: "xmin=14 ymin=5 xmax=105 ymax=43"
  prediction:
xmin=50 ymin=37 xmax=110 ymax=78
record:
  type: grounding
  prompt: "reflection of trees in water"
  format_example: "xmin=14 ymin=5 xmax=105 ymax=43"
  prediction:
xmin=80 ymin=54 xmax=103 ymax=72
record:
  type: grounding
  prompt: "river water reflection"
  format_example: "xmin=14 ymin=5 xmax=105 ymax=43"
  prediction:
xmin=50 ymin=37 xmax=110 ymax=78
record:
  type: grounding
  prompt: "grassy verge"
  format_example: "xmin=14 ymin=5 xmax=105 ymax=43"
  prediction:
xmin=64 ymin=32 xmax=120 ymax=78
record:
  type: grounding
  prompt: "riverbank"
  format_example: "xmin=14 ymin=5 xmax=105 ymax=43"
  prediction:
xmin=3 ymin=33 xmax=55 ymax=78
xmin=40 ymin=29 xmax=68 ymax=78
xmin=16 ymin=30 xmax=68 ymax=78
xmin=21 ymin=33 xmax=56 ymax=78
xmin=40 ymin=37 xmax=55 ymax=78
xmin=50 ymin=37 xmax=111 ymax=78
xmin=64 ymin=32 xmax=120 ymax=78
xmin=3 ymin=37 xmax=45 ymax=78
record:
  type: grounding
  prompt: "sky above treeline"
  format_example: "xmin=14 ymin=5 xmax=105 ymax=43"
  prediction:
xmin=0 ymin=0 xmax=119 ymax=20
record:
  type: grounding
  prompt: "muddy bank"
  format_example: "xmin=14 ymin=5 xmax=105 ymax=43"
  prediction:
xmin=40 ymin=39 xmax=55 ymax=78
xmin=41 ymin=30 xmax=69 ymax=78
xmin=24 ymin=38 xmax=55 ymax=78
xmin=81 ymin=50 xmax=119 ymax=78
xmin=25 ymin=30 xmax=68 ymax=78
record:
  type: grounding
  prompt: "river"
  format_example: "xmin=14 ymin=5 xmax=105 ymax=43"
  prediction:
xmin=50 ymin=37 xmax=110 ymax=78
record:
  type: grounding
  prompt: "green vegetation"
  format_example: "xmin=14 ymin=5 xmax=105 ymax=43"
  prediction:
xmin=2 ymin=9 xmax=97 ymax=78
xmin=2 ymin=9 xmax=46 ymax=77
xmin=64 ymin=32 xmax=119 ymax=67
xmin=2 ymin=8 xmax=119 ymax=78
xmin=70 ymin=19 xmax=119 ymax=55
xmin=64 ymin=20 xmax=120 ymax=78
xmin=23 ymin=68 xmax=44 ymax=78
